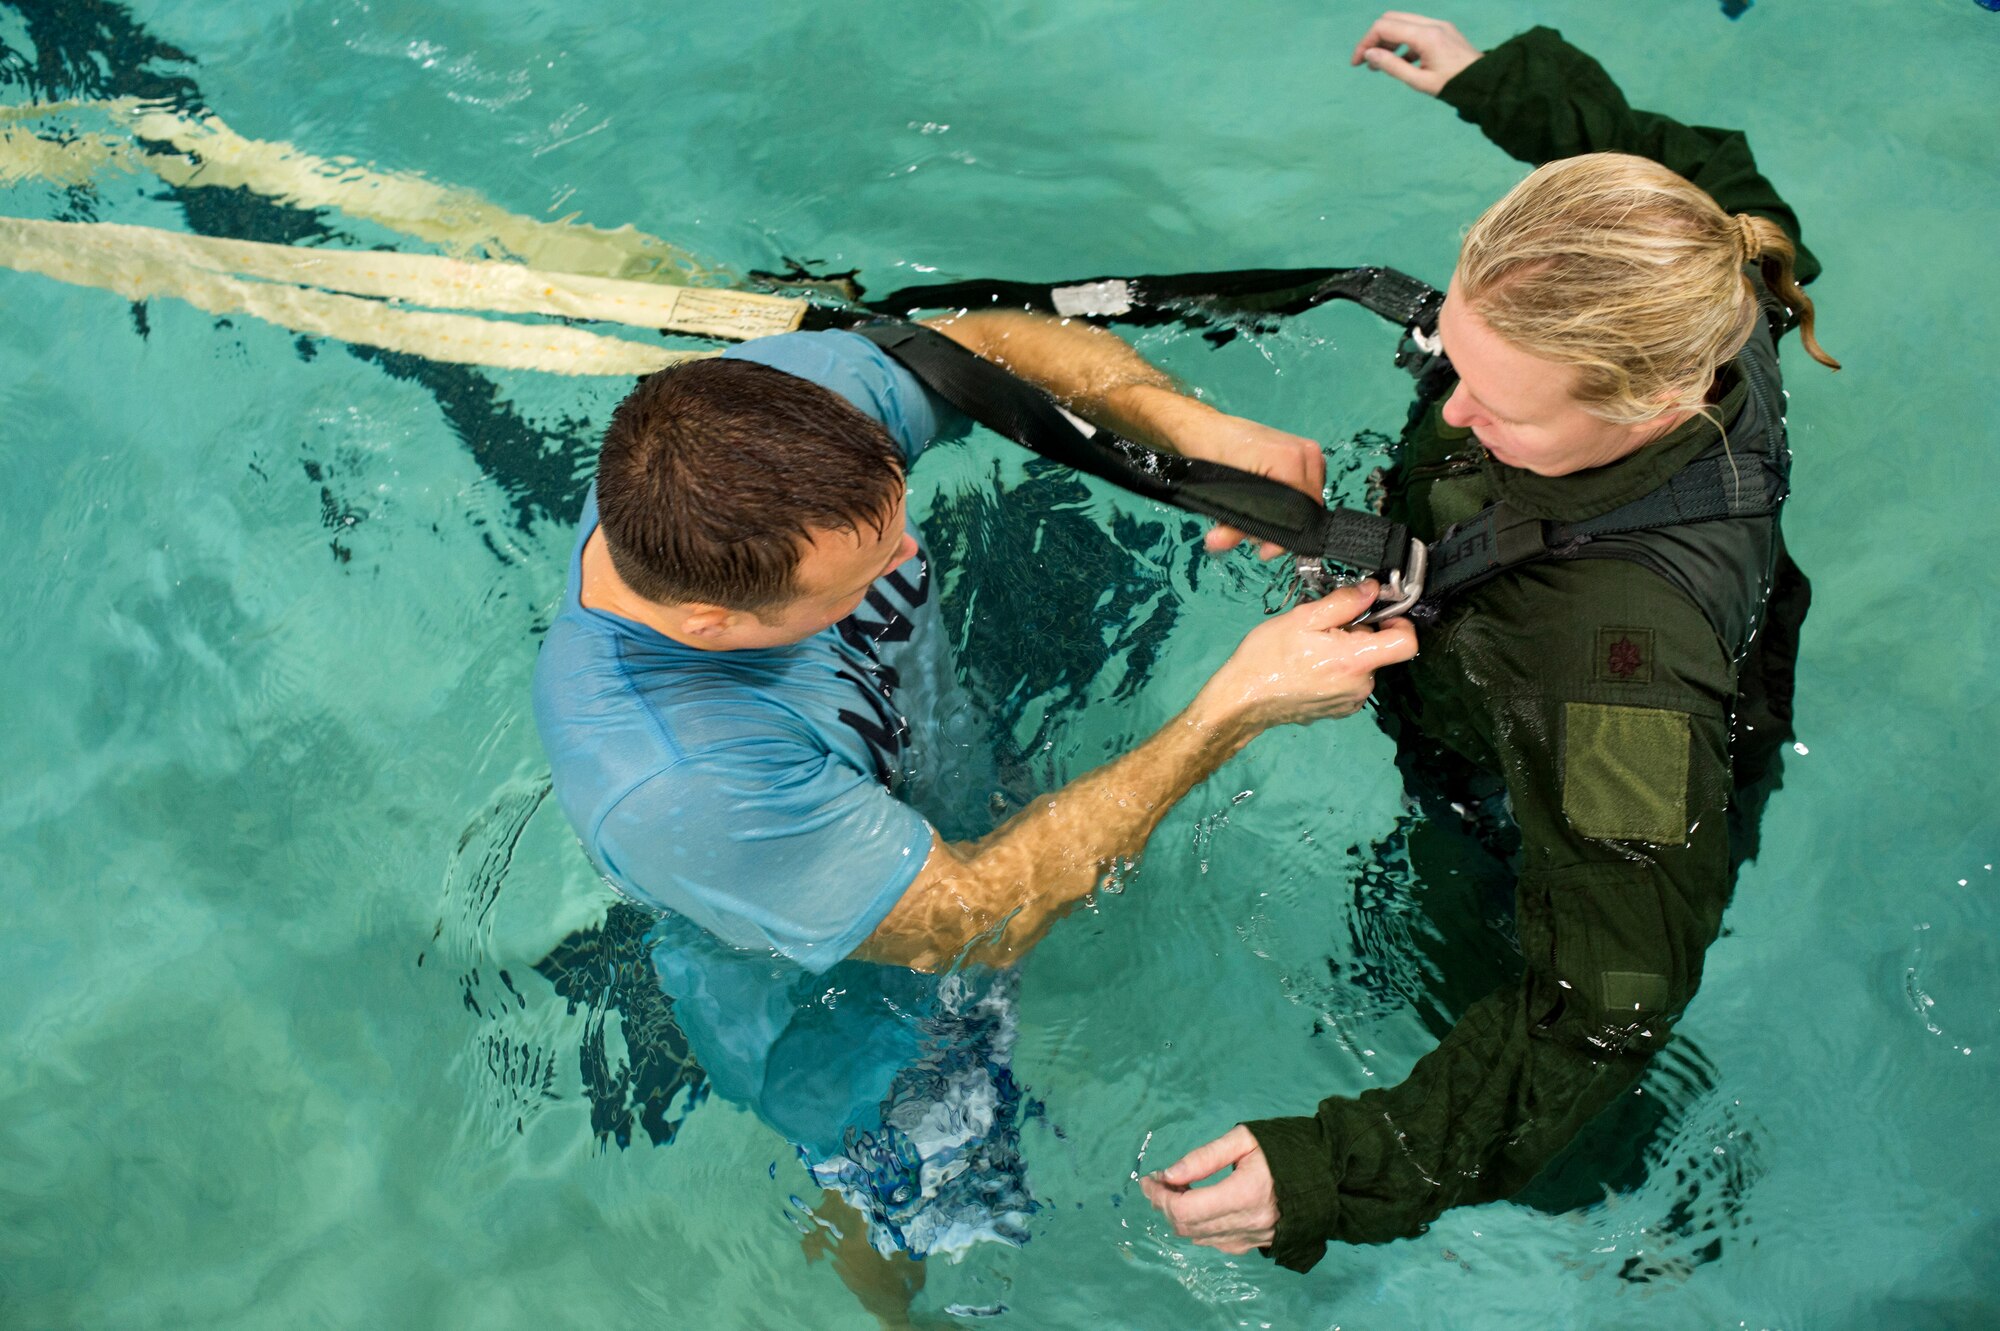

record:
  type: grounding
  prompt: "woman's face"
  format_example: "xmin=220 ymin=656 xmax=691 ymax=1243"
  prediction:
xmin=1436 ymin=281 xmax=1674 ymax=477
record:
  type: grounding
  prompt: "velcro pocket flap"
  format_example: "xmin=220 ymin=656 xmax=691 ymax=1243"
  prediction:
xmin=1562 ymin=702 xmax=1690 ymax=845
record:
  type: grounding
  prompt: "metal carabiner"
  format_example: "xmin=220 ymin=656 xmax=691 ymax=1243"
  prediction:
xmin=1291 ymin=555 xmax=1337 ymax=603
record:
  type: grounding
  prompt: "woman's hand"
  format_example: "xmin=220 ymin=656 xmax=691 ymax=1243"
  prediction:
xmin=1140 ymin=1126 xmax=1281 ymax=1255
xmin=1351 ymin=12 xmax=1483 ymax=96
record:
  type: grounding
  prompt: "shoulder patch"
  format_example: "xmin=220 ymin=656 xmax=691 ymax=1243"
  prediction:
xmin=1596 ymin=627 xmax=1655 ymax=684
xmin=1562 ymin=702 xmax=1689 ymax=844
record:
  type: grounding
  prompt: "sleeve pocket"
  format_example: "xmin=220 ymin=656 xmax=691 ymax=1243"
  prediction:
xmin=1561 ymin=702 xmax=1690 ymax=845
xmin=1525 ymin=860 xmax=1681 ymax=1042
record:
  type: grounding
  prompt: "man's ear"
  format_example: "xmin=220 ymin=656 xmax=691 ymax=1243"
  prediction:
xmin=679 ymin=605 xmax=738 ymax=638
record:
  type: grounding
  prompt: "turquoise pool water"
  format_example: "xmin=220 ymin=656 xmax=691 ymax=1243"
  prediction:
xmin=3 ymin=1 xmax=1996 ymax=1326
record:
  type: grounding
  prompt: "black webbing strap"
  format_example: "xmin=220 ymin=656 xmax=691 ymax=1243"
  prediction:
xmin=852 ymin=321 xmax=1410 ymax=573
xmin=1420 ymin=450 xmax=1789 ymax=607
xmin=819 ymin=264 xmax=1791 ymax=618
xmin=845 ymin=265 xmax=1445 ymax=340
xmin=1417 ymin=503 xmax=1551 ymax=605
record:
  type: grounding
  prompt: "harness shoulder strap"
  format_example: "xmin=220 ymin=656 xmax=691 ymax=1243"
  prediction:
xmin=857 ymin=265 xmax=1445 ymax=339
xmin=852 ymin=321 xmax=1413 ymax=576
xmin=1417 ymin=364 xmax=1790 ymax=639
xmin=1418 ymin=460 xmax=1787 ymax=612
xmin=828 ymin=265 xmax=1791 ymax=641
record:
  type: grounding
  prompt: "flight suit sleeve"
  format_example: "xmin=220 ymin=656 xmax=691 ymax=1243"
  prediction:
xmin=1436 ymin=26 xmax=1821 ymax=284
xmin=1246 ymin=569 xmax=1738 ymax=1272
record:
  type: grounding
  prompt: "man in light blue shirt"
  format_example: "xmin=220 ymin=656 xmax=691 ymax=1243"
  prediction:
xmin=532 ymin=310 xmax=1414 ymax=1283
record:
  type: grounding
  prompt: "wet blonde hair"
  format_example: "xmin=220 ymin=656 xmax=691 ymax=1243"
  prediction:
xmin=1456 ymin=152 xmax=1838 ymax=426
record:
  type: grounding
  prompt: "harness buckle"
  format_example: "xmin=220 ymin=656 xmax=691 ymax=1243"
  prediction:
xmin=1356 ymin=540 xmax=1427 ymax=625
xmin=1291 ymin=540 xmax=1427 ymax=625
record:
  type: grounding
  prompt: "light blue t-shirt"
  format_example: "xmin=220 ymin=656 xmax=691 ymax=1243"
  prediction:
xmin=534 ymin=331 xmax=966 ymax=970
xmin=533 ymin=331 xmax=988 ymax=1150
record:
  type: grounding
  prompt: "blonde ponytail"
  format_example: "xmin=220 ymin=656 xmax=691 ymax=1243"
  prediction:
xmin=1736 ymin=212 xmax=1839 ymax=371
xmin=1457 ymin=153 xmax=1838 ymax=428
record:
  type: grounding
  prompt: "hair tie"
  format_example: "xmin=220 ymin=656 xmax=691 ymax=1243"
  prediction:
xmin=1734 ymin=213 xmax=1762 ymax=263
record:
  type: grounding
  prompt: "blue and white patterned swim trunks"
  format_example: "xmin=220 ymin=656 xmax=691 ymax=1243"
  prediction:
xmin=803 ymin=971 xmax=1039 ymax=1260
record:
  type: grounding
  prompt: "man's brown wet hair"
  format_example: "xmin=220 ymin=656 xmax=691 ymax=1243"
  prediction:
xmin=595 ymin=357 xmax=907 ymax=611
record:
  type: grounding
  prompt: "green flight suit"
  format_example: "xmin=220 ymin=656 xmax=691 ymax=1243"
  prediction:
xmin=1245 ymin=27 xmax=1821 ymax=1272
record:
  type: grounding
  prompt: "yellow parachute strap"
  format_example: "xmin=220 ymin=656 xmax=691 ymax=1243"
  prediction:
xmin=0 ymin=216 xmax=712 ymax=376
xmin=0 ymin=216 xmax=804 ymax=338
xmin=1 ymin=99 xmax=723 ymax=283
xmin=0 ymin=130 xmax=127 ymax=187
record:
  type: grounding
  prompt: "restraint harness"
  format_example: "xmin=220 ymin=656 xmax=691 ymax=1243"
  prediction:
xmin=810 ymin=265 xmax=1787 ymax=626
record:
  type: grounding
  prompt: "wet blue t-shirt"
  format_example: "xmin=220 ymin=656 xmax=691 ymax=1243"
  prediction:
xmin=533 ymin=330 xmax=992 ymax=1152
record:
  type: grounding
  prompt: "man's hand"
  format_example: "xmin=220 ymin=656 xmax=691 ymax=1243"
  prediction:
xmin=1166 ymin=407 xmax=1328 ymax=561
xmin=1195 ymin=582 xmax=1417 ymax=734
xmin=859 ymin=582 xmax=1412 ymax=972
xmin=1351 ymin=12 xmax=1483 ymax=96
xmin=1140 ymin=1126 xmax=1280 ymax=1255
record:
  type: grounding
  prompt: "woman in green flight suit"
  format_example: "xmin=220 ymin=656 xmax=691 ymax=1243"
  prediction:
xmin=1143 ymin=13 xmax=1838 ymax=1271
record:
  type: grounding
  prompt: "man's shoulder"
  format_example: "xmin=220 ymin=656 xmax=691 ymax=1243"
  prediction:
xmin=533 ymin=610 xmax=839 ymax=803
xmin=723 ymin=329 xmax=961 ymax=461
xmin=532 ymin=606 xmax=649 ymax=739
xmin=723 ymin=328 xmax=878 ymax=379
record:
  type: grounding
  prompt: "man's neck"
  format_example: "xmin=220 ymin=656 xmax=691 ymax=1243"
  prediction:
xmin=579 ymin=528 xmax=716 ymax=650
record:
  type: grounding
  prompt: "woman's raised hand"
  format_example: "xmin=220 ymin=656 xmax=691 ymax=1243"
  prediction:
xmin=1351 ymin=12 xmax=1483 ymax=96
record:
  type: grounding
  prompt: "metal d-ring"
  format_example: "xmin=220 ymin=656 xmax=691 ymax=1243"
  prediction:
xmin=1354 ymin=541 xmax=1427 ymax=625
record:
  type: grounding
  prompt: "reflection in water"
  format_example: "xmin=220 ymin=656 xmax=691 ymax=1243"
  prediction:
xmin=351 ymin=346 xmax=597 ymax=534
xmin=535 ymin=902 xmax=708 ymax=1150
xmin=1521 ymin=1040 xmax=1765 ymax=1284
xmin=437 ymin=789 xmax=712 ymax=1152
xmin=927 ymin=457 xmax=1192 ymax=777
xmin=0 ymin=0 xmax=201 ymax=109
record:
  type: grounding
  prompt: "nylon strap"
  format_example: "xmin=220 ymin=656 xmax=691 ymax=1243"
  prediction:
xmin=1420 ymin=450 xmax=1788 ymax=606
xmin=1 ymin=99 xmax=725 ymax=283
xmin=854 ymin=265 xmax=1444 ymax=338
xmin=853 ymin=322 xmax=1411 ymax=572
xmin=0 ymin=218 xmax=803 ymax=340
xmin=0 ymin=217 xmax=716 ymax=376
xmin=0 ymin=92 xmax=1776 ymax=599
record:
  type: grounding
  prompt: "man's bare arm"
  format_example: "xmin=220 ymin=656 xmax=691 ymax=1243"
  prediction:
xmin=854 ymin=584 xmax=1416 ymax=971
xmin=923 ymin=308 xmax=1184 ymax=445
xmin=923 ymin=310 xmax=1327 ymax=557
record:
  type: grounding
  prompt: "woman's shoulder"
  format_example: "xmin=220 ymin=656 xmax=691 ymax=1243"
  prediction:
xmin=1442 ymin=556 xmax=1736 ymax=713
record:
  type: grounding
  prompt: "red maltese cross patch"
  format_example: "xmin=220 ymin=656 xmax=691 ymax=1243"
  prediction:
xmin=1596 ymin=628 xmax=1655 ymax=684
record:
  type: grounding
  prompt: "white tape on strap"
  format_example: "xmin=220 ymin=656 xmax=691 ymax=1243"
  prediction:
xmin=1049 ymin=279 xmax=1134 ymax=319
